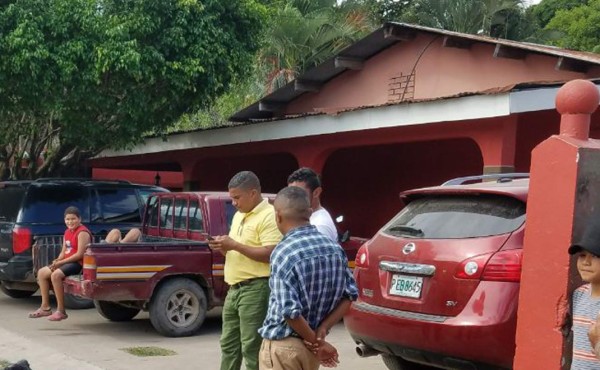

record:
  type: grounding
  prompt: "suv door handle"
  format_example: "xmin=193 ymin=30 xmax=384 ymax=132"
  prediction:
xmin=379 ymin=261 xmax=436 ymax=276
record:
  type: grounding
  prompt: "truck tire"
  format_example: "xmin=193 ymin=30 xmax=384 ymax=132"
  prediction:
xmin=64 ymin=293 xmax=94 ymax=309
xmin=0 ymin=283 xmax=36 ymax=299
xmin=149 ymin=278 xmax=207 ymax=337
xmin=94 ymin=300 xmax=140 ymax=321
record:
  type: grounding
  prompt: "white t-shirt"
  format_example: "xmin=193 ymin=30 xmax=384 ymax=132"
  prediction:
xmin=310 ymin=208 xmax=338 ymax=242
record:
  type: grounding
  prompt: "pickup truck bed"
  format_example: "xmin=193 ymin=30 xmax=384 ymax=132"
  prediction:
xmin=64 ymin=239 xmax=217 ymax=337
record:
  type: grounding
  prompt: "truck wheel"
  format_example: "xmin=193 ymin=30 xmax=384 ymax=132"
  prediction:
xmin=0 ymin=283 xmax=36 ymax=298
xmin=149 ymin=278 xmax=207 ymax=337
xmin=94 ymin=300 xmax=140 ymax=321
xmin=64 ymin=294 xmax=94 ymax=309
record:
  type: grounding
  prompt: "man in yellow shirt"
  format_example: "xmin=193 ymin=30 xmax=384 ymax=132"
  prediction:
xmin=209 ymin=171 xmax=282 ymax=370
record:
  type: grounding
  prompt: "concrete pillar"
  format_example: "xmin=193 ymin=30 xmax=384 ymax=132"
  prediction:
xmin=513 ymin=80 xmax=600 ymax=369
xmin=179 ymin=158 xmax=202 ymax=191
xmin=472 ymin=116 xmax=518 ymax=174
xmin=291 ymin=146 xmax=332 ymax=175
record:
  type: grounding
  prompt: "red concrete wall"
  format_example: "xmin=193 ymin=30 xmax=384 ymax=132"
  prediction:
xmin=190 ymin=152 xmax=298 ymax=194
xmin=320 ymin=138 xmax=483 ymax=238
xmin=92 ymin=168 xmax=184 ymax=190
xmin=286 ymin=33 xmax=600 ymax=115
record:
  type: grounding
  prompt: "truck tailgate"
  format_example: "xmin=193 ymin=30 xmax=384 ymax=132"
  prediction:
xmin=66 ymin=241 xmax=213 ymax=302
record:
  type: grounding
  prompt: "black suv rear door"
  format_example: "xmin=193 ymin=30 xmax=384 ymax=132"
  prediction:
xmin=0 ymin=184 xmax=28 ymax=261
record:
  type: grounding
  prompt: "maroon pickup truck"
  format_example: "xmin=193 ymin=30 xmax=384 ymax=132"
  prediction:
xmin=64 ymin=191 xmax=364 ymax=337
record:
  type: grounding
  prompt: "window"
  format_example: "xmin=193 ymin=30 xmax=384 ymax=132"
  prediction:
xmin=146 ymin=196 xmax=160 ymax=227
xmin=174 ymin=198 xmax=188 ymax=230
xmin=138 ymin=187 xmax=167 ymax=205
xmin=224 ymin=201 xmax=236 ymax=233
xmin=97 ymin=188 xmax=141 ymax=223
xmin=21 ymin=185 xmax=90 ymax=223
xmin=189 ymin=200 xmax=203 ymax=232
xmin=384 ymin=194 xmax=526 ymax=239
xmin=160 ymin=198 xmax=174 ymax=229
xmin=0 ymin=187 xmax=26 ymax=222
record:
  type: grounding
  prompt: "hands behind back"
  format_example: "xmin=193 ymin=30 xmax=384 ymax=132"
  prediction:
xmin=304 ymin=332 xmax=339 ymax=368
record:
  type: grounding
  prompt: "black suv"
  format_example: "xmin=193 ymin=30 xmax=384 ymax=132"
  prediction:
xmin=0 ymin=178 xmax=168 ymax=307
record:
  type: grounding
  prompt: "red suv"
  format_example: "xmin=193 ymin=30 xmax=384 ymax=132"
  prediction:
xmin=344 ymin=174 xmax=528 ymax=370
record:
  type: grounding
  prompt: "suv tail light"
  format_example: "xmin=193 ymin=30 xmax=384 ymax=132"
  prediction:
xmin=12 ymin=227 xmax=32 ymax=254
xmin=482 ymin=249 xmax=522 ymax=282
xmin=455 ymin=250 xmax=522 ymax=282
xmin=355 ymin=243 xmax=369 ymax=269
xmin=83 ymin=254 xmax=97 ymax=281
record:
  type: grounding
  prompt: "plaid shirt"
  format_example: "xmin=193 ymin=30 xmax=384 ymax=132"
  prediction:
xmin=259 ymin=224 xmax=358 ymax=340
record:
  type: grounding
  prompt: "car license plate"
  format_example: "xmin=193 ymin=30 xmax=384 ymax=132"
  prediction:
xmin=389 ymin=274 xmax=423 ymax=298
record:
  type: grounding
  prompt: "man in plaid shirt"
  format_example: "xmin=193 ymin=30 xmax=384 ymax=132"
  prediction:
xmin=258 ymin=186 xmax=358 ymax=370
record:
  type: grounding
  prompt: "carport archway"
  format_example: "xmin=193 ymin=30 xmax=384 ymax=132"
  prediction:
xmin=190 ymin=152 xmax=298 ymax=194
xmin=321 ymin=138 xmax=483 ymax=239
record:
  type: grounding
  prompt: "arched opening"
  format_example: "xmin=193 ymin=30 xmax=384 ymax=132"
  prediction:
xmin=321 ymin=138 xmax=483 ymax=239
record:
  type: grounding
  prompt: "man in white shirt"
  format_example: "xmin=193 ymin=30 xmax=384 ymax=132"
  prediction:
xmin=287 ymin=168 xmax=338 ymax=242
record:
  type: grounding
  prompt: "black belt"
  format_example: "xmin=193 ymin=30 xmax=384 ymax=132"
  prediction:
xmin=229 ymin=277 xmax=268 ymax=290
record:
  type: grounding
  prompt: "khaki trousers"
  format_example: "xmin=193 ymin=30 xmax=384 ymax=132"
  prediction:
xmin=259 ymin=337 xmax=320 ymax=370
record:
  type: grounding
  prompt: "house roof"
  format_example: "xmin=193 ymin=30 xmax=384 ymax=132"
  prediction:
xmin=229 ymin=22 xmax=600 ymax=123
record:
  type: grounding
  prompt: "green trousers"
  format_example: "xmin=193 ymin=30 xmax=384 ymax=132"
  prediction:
xmin=220 ymin=278 xmax=270 ymax=370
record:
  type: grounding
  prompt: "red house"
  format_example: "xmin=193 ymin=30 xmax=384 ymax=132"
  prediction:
xmin=90 ymin=23 xmax=600 ymax=238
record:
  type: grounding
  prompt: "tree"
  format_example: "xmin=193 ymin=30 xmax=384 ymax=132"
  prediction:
xmin=531 ymin=0 xmax=588 ymax=28
xmin=0 ymin=0 xmax=266 ymax=178
xmin=258 ymin=0 xmax=373 ymax=91
xmin=544 ymin=0 xmax=600 ymax=52
xmin=403 ymin=0 xmax=527 ymax=38
xmin=340 ymin=0 xmax=418 ymax=24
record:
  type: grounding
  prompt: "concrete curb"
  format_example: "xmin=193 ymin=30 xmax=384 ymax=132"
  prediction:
xmin=0 ymin=327 xmax=104 ymax=370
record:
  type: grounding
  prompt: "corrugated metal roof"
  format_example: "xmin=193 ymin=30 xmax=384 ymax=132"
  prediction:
xmin=230 ymin=22 xmax=600 ymax=123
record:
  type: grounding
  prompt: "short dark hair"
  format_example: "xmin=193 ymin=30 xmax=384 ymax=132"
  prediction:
xmin=228 ymin=171 xmax=261 ymax=191
xmin=275 ymin=186 xmax=311 ymax=220
xmin=64 ymin=206 xmax=81 ymax=218
xmin=287 ymin=167 xmax=321 ymax=192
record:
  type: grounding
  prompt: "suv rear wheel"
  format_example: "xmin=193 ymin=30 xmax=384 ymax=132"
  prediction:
xmin=64 ymin=293 xmax=94 ymax=309
xmin=94 ymin=300 xmax=140 ymax=321
xmin=382 ymin=355 xmax=437 ymax=370
xmin=0 ymin=283 xmax=35 ymax=298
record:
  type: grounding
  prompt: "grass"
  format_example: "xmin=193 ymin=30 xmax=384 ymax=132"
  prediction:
xmin=120 ymin=346 xmax=177 ymax=357
xmin=0 ymin=360 xmax=11 ymax=368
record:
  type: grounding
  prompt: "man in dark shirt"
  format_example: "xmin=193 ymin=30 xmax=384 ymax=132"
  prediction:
xmin=258 ymin=186 xmax=358 ymax=370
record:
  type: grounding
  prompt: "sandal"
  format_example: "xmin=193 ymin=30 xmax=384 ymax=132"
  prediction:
xmin=48 ymin=311 xmax=68 ymax=321
xmin=28 ymin=307 xmax=52 ymax=318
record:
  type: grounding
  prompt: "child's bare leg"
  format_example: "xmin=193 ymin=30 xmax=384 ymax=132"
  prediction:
xmin=50 ymin=269 xmax=67 ymax=313
xmin=37 ymin=266 xmax=53 ymax=310
xmin=105 ymin=229 xmax=122 ymax=243
xmin=121 ymin=228 xmax=141 ymax=243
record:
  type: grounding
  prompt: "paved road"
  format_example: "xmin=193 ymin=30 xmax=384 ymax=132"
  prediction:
xmin=0 ymin=293 xmax=388 ymax=370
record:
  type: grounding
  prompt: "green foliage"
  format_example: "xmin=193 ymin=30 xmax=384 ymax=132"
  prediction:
xmin=341 ymin=0 xmax=417 ymax=24
xmin=0 ymin=0 xmax=265 ymax=178
xmin=403 ymin=0 xmax=527 ymax=38
xmin=259 ymin=0 xmax=373 ymax=91
xmin=531 ymin=0 xmax=588 ymax=28
xmin=544 ymin=0 xmax=600 ymax=52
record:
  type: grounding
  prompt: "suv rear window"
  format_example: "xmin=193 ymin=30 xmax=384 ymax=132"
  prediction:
xmin=384 ymin=194 xmax=526 ymax=239
xmin=96 ymin=188 xmax=141 ymax=223
xmin=0 ymin=187 xmax=26 ymax=222
xmin=20 ymin=185 xmax=90 ymax=223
